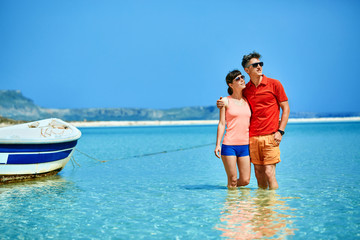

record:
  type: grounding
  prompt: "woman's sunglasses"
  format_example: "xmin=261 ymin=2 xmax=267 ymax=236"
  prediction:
xmin=234 ymin=75 xmax=245 ymax=81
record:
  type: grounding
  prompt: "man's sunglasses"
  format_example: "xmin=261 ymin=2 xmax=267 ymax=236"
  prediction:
xmin=247 ymin=62 xmax=264 ymax=68
xmin=234 ymin=75 xmax=245 ymax=81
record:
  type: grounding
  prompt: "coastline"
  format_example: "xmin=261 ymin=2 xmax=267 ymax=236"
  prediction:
xmin=0 ymin=117 xmax=359 ymax=128
xmin=70 ymin=117 xmax=360 ymax=127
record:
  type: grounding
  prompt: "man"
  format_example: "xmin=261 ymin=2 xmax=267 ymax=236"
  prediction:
xmin=217 ymin=51 xmax=290 ymax=189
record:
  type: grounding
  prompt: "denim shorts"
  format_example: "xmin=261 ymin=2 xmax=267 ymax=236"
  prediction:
xmin=221 ymin=144 xmax=249 ymax=157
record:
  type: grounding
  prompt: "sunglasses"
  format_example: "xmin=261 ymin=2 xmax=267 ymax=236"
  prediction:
xmin=234 ymin=75 xmax=245 ymax=81
xmin=247 ymin=62 xmax=263 ymax=68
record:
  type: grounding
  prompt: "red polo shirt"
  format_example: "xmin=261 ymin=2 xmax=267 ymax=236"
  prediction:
xmin=243 ymin=75 xmax=288 ymax=137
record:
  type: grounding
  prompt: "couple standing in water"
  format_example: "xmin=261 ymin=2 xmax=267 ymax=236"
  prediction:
xmin=215 ymin=51 xmax=290 ymax=190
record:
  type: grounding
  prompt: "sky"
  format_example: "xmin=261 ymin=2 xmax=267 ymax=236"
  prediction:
xmin=1 ymin=0 xmax=360 ymax=113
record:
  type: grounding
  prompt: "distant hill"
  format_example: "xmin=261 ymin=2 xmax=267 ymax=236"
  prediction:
xmin=0 ymin=90 xmax=359 ymax=121
xmin=0 ymin=90 xmax=218 ymax=121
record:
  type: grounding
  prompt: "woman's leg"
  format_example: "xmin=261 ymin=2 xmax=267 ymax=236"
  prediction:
xmin=237 ymin=155 xmax=251 ymax=186
xmin=221 ymin=155 xmax=238 ymax=189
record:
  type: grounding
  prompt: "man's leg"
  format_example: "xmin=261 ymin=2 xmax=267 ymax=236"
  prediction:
xmin=254 ymin=164 xmax=268 ymax=189
xmin=250 ymin=136 xmax=267 ymax=188
xmin=260 ymin=134 xmax=281 ymax=189
xmin=264 ymin=164 xmax=278 ymax=189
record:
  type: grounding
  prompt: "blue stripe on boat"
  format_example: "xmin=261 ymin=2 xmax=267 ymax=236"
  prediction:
xmin=6 ymin=149 xmax=73 ymax=164
xmin=0 ymin=140 xmax=77 ymax=153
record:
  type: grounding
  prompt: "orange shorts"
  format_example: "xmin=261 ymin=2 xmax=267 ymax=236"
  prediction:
xmin=249 ymin=134 xmax=281 ymax=165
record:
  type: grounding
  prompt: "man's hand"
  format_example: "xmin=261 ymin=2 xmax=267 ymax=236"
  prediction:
xmin=274 ymin=131 xmax=282 ymax=145
xmin=216 ymin=97 xmax=224 ymax=109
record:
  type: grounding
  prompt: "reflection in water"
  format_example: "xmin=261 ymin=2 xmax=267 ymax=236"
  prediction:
xmin=216 ymin=188 xmax=297 ymax=239
xmin=0 ymin=175 xmax=77 ymax=212
xmin=0 ymin=175 xmax=72 ymax=195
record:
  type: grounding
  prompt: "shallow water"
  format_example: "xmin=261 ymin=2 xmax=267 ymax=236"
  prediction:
xmin=0 ymin=122 xmax=359 ymax=239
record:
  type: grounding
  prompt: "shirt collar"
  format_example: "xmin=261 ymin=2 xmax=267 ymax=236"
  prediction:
xmin=248 ymin=74 xmax=267 ymax=87
xmin=261 ymin=75 xmax=268 ymax=85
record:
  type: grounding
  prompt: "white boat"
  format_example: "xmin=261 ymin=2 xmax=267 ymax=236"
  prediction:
xmin=0 ymin=118 xmax=81 ymax=183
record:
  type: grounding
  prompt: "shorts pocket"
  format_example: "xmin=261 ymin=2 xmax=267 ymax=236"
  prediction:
xmin=269 ymin=134 xmax=280 ymax=147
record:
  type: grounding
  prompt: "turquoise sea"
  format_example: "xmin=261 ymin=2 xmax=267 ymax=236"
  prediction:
xmin=0 ymin=122 xmax=359 ymax=239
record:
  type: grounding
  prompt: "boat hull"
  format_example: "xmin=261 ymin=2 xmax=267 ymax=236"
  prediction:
xmin=0 ymin=140 xmax=77 ymax=183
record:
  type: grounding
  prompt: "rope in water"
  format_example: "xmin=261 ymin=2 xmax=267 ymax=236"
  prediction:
xmin=70 ymin=155 xmax=81 ymax=167
xmin=75 ymin=142 xmax=214 ymax=163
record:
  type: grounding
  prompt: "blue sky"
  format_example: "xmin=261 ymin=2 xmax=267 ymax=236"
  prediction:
xmin=1 ymin=0 xmax=359 ymax=113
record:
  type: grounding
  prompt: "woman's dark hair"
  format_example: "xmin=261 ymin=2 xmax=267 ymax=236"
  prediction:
xmin=241 ymin=51 xmax=261 ymax=68
xmin=225 ymin=70 xmax=242 ymax=95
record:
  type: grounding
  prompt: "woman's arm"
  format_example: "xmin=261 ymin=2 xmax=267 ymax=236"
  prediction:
xmin=215 ymin=98 xmax=227 ymax=158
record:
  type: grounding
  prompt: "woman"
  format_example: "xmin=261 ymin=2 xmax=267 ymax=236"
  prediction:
xmin=215 ymin=70 xmax=251 ymax=189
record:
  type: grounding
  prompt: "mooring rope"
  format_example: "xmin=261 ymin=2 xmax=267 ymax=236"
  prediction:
xmin=75 ymin=142 xmax=213 ymax=163
xmin=75 ymin=148 xmax=108 ymax=163
xmin=70 ymin=155 xmax=81 ymax=167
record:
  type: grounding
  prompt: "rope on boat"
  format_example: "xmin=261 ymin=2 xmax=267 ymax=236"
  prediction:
xmin=75 ymin=142 xmax=213 ymax=163
xmin=27 ymin=119 xmax=72 ymax=138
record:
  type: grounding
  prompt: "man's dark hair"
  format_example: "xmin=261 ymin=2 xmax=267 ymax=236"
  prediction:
xmin=241 ymin=51 xmax=261 ymax=68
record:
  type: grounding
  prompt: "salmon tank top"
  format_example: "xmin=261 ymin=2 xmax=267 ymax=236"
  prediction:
xmin=222 ymin=96 xmax=251 ymax=145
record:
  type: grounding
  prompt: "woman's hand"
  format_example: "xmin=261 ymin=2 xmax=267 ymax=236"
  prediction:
xmin=214 ymin=145 xmax=221 ymax=158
